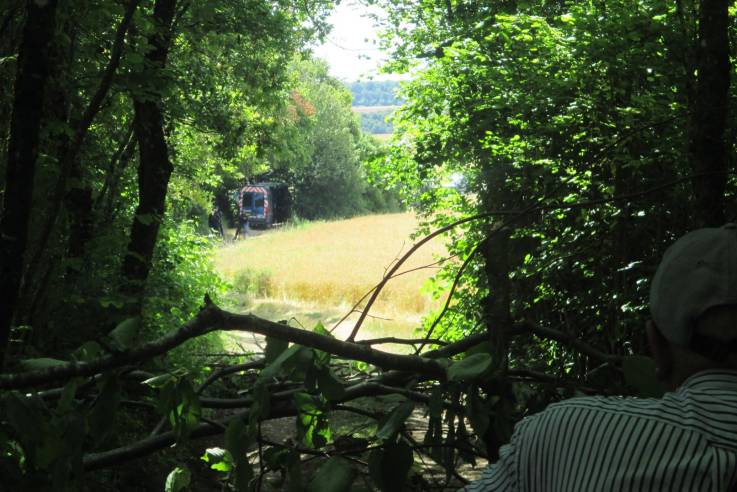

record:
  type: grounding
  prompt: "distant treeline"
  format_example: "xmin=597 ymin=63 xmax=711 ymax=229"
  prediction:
xmin=360 ymin=110 xmax=393 ymax=134
xmin=347 ymin=80 xmax=402 ymax=106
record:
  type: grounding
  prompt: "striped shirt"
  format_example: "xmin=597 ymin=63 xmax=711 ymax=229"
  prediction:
xmin=462 ymin=369 xmax=737 ymax=492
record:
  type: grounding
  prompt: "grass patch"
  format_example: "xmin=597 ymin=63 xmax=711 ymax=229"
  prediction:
xmin=216 ymin=213 xmax=447 ymax=315
xmin=233 ymin=267 xmax=275 ymax=297
xmin=215 ymin=213 xmax=451 ymax=350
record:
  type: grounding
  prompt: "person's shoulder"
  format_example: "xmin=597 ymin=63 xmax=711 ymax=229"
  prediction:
xmin=530 ymin=393 xmax=662 ymax=424
xmin=506 ymin=395 xmax=648 ymax=445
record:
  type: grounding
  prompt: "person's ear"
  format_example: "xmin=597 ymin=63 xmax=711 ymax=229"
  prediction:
xmin=646 ymin=320 xmax=673 ymax=384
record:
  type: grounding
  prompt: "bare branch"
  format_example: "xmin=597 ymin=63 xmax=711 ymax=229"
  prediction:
xmin=415 ymin=238 xmax=487 ymax=354
xmin=0 ymin=300 xmax=445 ymax=389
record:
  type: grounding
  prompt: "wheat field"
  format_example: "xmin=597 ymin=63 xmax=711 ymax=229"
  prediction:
xmin=214 ymin=213 xmax=451 ymax=342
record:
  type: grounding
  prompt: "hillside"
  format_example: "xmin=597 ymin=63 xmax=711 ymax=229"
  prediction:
xmin=346 ymin=81 xmax=402 ymax=135
xmin=346 ymin=80 xmax=402 ymax=106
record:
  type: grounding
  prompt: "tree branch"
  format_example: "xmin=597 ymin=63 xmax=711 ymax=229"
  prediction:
xmin=83 ymin=373 xmax=439 ymax=469
xmin=0 ymin=300 xmax=446 ymax=389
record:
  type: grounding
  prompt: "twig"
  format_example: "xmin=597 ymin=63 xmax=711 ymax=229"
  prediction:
xmin=414 ymin=238 xmax=488 ymax=355
xmin=257 ymin=421 xmax=265 ymax=492
xmin=196 ymin=359 xmax=264 ymax=395
xmin=83 ymin=376 xmax=443 ymax=469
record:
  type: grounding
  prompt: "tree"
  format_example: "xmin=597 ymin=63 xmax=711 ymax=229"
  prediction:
xmin=265 ymin=57 xmax=398 ymax=219
xmin=0 ymin=0 xmax=58 ymax=366
xmin=121 ymin=0 xmax=177 ymax=310
xmin=688 ymin=0 xmax=730 ymax=226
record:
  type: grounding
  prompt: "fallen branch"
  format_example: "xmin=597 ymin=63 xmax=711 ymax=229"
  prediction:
xmin=1 ymin=300 xmax=618 ymax=392
xmin=0 ymin=299 xmax=446 ymax=389
xmin=83 ymin=374 xmax=437 ymax=469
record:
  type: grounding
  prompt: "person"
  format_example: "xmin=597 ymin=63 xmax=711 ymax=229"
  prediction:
xmin=208 ymin=206 xmax=224 ymax=238
xmin=462 ymin=224 xmax=737 ymax=492
xmin=233 ymin=208 xmax=250 ymax=240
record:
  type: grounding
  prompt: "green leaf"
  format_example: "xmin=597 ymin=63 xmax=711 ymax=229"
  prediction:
xmin=225 ymin=418 xmax=248 ymax=459
xmin=225 ymin=418 xmax=254 ymax=491
xmin=465 ymin=342 xmax=492 ymax=357
xmin=262 ymin=446 xmax=290 ymax=469
xmin=109 ymin=316 xmax=140 ymax=350
xmin=88 ymin=376 xmax=120 ymax=447
xmin=3 ymin=392 xmax=43 ymax=465
xmin=376 ymin=401 xmax=415 ymax=441
xmin=313 ymin=321 xmax=331 ymax=337
xmin=72 ymin=341 xmax=103 ymax=362
xmin=306 ymin=457 xmax=357 ymax=492
xmin=259 ymin=344 xmax=303 ymax=380
xmin=622 ymin=355 xmax=665 ymax=397
xmin=165 ymin=466 xmax=191 ymax=492
xmin=142 ymin=373 xmax=175 ymax=388
xmin=57 ymin=379 xmax=79 ymax=413
xmin=249 ymin=382 xmax=271 ymax=421
xmin=18 ymin=357 xmax=67 ymax=371
xmin=168 ymin=378 xmax=201 ymax=441
xmin=312 ymin=322 xmax=334 ymax=367
xmin=369 ymin=439 xmax=414 ymax=491
xmin=294 ymin=392 xmax=331 ymax=448
xmin=201 ymin=447 xmax=233 ymax=472
xmin=264 ymin=336 xmax=289 ymax=364
xmin=317 ymin=367 xmax=345 ymax=401
xmin=446 ymin=353 xmax=493 ymax=382
xmin=35 ymin=425 xmax=64 ymax=470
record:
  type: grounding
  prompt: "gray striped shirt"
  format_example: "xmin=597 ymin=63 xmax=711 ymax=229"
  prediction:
xmin=462 ymin=370 xmax=737 ymax=492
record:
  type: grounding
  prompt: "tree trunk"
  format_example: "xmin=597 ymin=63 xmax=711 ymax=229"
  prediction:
xmin=19 ymin=0 xmax=141 ymax=294
xmin=121 ymin=0 xmax=177 ymax=309
xmin=0 ymin=0 xmax=58 ymax=367
xmin=689 ymin=0 xmax=730 ymax=227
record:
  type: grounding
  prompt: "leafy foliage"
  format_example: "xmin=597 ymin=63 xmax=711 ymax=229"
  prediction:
xmin=265 ymin=58 xmax=403 ymax=219
xmin=358 ymin=110 xmax=395 ymax=134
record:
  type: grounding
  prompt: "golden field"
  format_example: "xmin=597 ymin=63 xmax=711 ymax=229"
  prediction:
xmin=214 ymin=213 xmax=451 ymax=343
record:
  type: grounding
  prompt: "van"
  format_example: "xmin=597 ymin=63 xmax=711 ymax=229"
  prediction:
xmin=238 ymin=183 xmax=291 ymax=228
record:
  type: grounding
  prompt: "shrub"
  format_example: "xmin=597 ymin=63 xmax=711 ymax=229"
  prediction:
xmin=233 ymin=267 xmax=275 ymax=297
xmin=143 ymin=219 xmax=229 ymax=367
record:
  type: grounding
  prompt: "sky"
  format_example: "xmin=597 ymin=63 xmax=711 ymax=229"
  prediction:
xmin=313 ymin=1 xmax=393 ymax=82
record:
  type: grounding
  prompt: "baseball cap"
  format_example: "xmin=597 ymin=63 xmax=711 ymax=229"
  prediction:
xmin=649 ymin=223 xmax=737 ymax=346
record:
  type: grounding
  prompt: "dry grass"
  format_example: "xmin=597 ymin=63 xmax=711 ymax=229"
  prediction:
xmin=215 ymin=213 xmax=449 ymax=316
